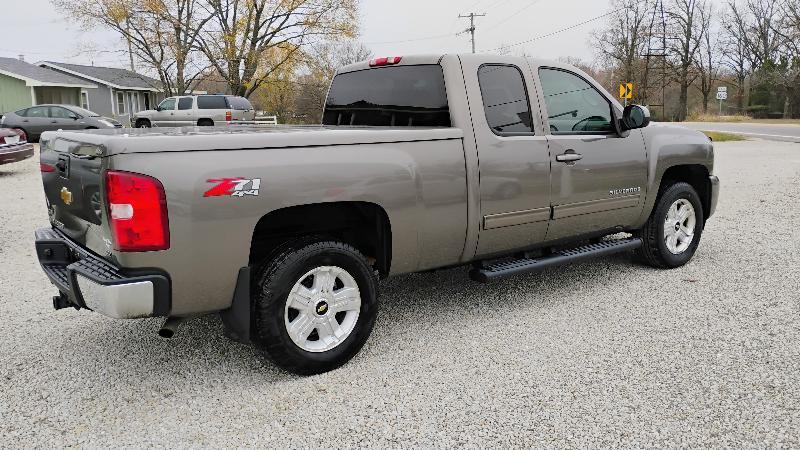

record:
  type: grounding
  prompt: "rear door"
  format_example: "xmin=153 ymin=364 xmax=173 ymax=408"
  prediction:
xmin=175 ymin=97 xmax=195 ymax=126
xmin=21 ymin=106 xmax=51 ymax=138
xmin=460 ymin=56 xmax=552 ymax=257
xmin=534 ymin=65 xmax=648 ymax=241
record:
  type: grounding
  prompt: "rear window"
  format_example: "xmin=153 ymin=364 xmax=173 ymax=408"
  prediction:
xmin=196 ymin=96 xmax=229 ymax=109
xmin=227 ymin=96 xmax=252 ymax=111
xmin=323 ymin=65 xmax=451 ymax=127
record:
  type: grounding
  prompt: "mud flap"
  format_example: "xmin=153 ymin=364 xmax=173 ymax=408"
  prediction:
xmin=220 ymin=267 xmax=252 ymax=344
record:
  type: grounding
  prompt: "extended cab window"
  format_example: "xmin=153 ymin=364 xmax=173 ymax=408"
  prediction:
xmin=477 ymin=65 xmax=534 ymax=134
xmin=323 ymin=65 xmax=451 ymax=127
xmin=539 ymin=68 xmax=614 ymax=134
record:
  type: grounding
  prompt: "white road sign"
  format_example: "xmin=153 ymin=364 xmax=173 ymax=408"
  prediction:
xmin=716 ymin=91 xmax=728 ymax=100
xmin=717 ymin=86 xmax=728 ymax=93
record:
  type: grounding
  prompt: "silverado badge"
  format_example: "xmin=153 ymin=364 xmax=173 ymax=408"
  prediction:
xmin=60 ymin=187 xmax=73 ymax=205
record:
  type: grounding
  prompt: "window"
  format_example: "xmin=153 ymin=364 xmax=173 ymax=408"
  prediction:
xmin=178 ymin=97 xmax=194 ymax=110
xmin=116 ymin=91 xmax=126 ymax=115
xmin=227 ymin=96 xmax=253 ymax=111
xmin=26 ymin=107 xmax=48 ymax=118
xmin=477 ymin=65 xmax=534 ymax=134
xmin=49 ymin=107 xmax=75 ymax=119
xmin=196 ymin=96 xmax=228 ymax=109
xmin=130 ymin=92 xmax=139 ymax=113
xmin=323 ymin=65 xmax=451 ymax=127
xmin=15 ymin=108 xmax=28 ymax=117
xmin=81 ymin=91 xmax=89 ymax=110
xmin=538 ymin=68 xmax=614 ymax=134
xmin=158 ymin=98 xmax=176 ymax=111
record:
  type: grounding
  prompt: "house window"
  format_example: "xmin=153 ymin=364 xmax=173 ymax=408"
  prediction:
xmin=80 ymin=91 xmax=89 ymax=110
xmin=117 ymin=91 xmax=126 ymax=115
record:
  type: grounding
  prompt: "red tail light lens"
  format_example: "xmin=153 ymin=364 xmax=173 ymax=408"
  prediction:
xmin=40 ymin=163 xmax=56 ymax=172
xmin=369 ymin=56 xmax=402 ymax=67
xmin=105 ymin=170 xmax=170 ymax=252
xmin=225 ymin=111 xmax=232 ymax=122
xmin=15 ymin=129 xmax=27 ymax=142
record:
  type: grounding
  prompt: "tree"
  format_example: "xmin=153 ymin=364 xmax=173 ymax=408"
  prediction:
xmin=720 ymin=5 xmax=752 ymax=112
xmin=592 ymin=0 xmax=652 ymax=102
xmin=693 ymin=5 xmax=718 ymax=113
xmin=665 ymin=0 xmax=709 ymax=120
xmin=196 ymin=0 xmax=358 ymax=99
xmin=53 ymin=0 xmax=212 ymax=96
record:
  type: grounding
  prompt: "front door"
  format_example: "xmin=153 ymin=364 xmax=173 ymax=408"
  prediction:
xmin=535 ymin=66 xmax=648 ymax=241
xmin=153 ymin=97 xmax=177 ymax=127
xmin=48 ymin=106 xmax=84 ymax=131
xmin=461 ymin=56 xmax=552 ymax=257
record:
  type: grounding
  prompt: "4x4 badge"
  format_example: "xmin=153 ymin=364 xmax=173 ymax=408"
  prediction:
xmin=204 ymin=178 xmax=261 ymax=197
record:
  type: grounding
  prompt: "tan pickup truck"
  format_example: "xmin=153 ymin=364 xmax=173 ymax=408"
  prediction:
xmin=35 ymin=54 xmax=719 ymax=374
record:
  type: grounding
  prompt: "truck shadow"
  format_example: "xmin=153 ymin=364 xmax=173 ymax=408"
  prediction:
xmin=49 ymin=252 xmax=641 ymax=388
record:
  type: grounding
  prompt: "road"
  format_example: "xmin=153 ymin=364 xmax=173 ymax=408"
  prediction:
xmin=678 ymin=122 xmax=800 ymax=142
xmin=1 ymin=141 xmax=800 ymax=446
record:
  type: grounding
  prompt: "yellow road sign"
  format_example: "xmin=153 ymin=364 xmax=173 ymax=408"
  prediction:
xmin=619 ymin=82 xmax=633 ymax=99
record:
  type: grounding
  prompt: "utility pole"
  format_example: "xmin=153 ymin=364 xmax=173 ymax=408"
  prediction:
xmin=459 ymin=12 xmax=486 ymax=54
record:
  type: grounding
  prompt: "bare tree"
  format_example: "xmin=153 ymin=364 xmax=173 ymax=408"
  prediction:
xmin=665 ymin=0 xmax=709 ymax=120
xmin=592 ymin=0 xmax=652 ymax=101
xmin=720 ymin=7 xmax=752 ymax=112
xmin=693 ymin=5 xmax=718 ymax=113
xmin=196 ymin=0 xmax=357 ymax=98
xmin=53 ymin=0 xmax=212 ymax=96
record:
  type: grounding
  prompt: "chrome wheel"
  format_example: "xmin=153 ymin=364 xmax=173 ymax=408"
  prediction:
xmin=284 ymin=266 xmax=361 ymax=353
xmin=663 ymin=198 xmax=696 ymax=254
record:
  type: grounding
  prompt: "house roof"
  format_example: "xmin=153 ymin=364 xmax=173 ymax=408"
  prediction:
xmin=39 ymin=61 xmax=162 ymax=91
xmin=0 ymin=57 xmax=96 ymax=88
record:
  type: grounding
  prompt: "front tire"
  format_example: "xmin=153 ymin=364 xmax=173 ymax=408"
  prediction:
xmin=252 ymin=240 xmax=378 ymax=375
xmin=636 ymin=181 xmax=704 ymax=268
xmin=135 ymin=119 xmax=151 ymax=128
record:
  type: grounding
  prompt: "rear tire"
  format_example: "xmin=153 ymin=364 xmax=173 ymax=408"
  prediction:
xmin=636 ymin=181 xmax=704 ymax=268
xmin=135 ymin=119 xmax=151 ymax=128
xmin=252 ymin=240 xmax=378 ymax=375
xmin=197 ymin=119 xmax=214 ymax=126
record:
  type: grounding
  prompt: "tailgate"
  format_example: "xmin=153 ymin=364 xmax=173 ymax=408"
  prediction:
xmin=40 ymin=137 xmax=110 ymax=256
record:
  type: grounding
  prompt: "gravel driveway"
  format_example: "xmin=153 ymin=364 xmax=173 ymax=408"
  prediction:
xmin=1 ymin=140 xmax=799 ymax=447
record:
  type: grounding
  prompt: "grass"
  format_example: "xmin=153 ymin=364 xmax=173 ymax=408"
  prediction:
xmin=701 ymin=131 xmax=747 ymax=142
xmin=685 ymin=113 xmax=800 ymax=125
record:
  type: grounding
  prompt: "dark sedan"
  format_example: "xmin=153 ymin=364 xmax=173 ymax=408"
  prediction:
xmin=0 ymin=128 xmax=34 ymax=166
xmin=0 ymin=105 xmax=123 ymax=142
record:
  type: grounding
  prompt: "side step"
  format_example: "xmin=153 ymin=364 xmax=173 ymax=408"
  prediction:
xmin=469 ymin=238 xmax=642 ymax=283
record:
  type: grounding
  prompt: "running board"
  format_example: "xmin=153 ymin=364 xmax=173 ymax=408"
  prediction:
xmin=469 ymin=238 xmax=642 ymax=283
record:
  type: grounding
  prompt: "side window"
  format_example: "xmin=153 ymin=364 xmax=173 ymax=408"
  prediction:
xmin=178 ymin=97 xmax=193 ymax=110
xmin=159 ymin=98 xmax=176 ymax=111
xmin=538 ymin=68 xmax=614 ymax=134
xmin=49 ymin=107 xmax=73 ymax=119
xmin=477 ymin=64 xmax=534 ymax=134
xmin=15 ymin=108 xmax=28 ymax=117
xmin=27 ymin=107 xmax=48 ymax=118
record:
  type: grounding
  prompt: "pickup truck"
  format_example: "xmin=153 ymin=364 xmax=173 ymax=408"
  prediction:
xmin=35 ymin=54 xmax=719 ymax=375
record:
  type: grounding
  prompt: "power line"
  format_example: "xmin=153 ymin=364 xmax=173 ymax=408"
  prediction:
xmin=459 ymin=12 xmax=487 ymax=54
xmin=483 ymin=11 xmax=614 ymax=53
xmin=484 ymin=0 xmax=544 ymax=31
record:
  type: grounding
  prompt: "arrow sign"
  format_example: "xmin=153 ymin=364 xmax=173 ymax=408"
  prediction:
xmin=619 ymin=82 xmax=633 ymax=99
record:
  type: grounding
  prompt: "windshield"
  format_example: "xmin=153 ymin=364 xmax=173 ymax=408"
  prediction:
xmin=70 ymin=106 xmax=100 ymax=117
xmin=323 ymin=65 xmax=451 ymax=127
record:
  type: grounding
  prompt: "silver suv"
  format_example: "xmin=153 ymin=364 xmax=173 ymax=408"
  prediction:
xmin=133 ymin=95 xmax=255 ymax=128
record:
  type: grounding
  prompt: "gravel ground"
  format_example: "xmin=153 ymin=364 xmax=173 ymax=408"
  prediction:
xmin=1 ymin=140 xmax=799 ymax=447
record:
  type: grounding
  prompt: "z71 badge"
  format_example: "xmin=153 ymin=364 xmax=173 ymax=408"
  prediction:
xmin=204 ymin=178 xmax=261 ymax=197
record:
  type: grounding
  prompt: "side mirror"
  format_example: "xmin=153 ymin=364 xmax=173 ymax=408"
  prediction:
xmin=621 ymin=105 xmax=650 ymax=130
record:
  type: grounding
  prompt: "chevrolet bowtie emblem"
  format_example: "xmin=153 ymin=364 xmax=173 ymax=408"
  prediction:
xmin=60 ymin=187 xmax=73 ymax=205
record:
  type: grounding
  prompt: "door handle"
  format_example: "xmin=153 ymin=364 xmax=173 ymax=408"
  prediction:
xmin=556 ymin=151 xmax=583 ymax=163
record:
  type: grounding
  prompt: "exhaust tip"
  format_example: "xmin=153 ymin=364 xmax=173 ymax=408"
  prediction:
xmin=158 ymin=328 xmax=175 ymax=339
xmin=158 ymin=316 xmax=185 ymax=339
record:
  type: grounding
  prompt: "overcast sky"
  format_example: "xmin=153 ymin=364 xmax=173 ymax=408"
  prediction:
xmin=0 ymin=0 xmax=724 ymax=69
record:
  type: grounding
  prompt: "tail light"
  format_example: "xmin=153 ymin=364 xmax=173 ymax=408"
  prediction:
xmin=40 ymin=163 xmax=56 ymax=172
xmin=0 ymin=136 xmax=5 ymax=145
xmin=105 ymin=170 xmax=170 ymax=252
xmin=15 ymin=129 xmax=27 ymax=142
xmin=369 ymin=56 xmax=402 ymax=67
xmin=225 ymin=111 xmax=232 ymax=122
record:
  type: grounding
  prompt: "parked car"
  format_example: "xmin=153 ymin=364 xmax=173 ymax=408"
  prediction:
xmin=132 ymin=95 xmax=256 ymax=128
xmin=35 ymin=54 xmax=718 ymax=375
xmin=0 ymin=128 xmax=33 ymax=165
xmin=1 ymin=105 xmax=123 ymax=142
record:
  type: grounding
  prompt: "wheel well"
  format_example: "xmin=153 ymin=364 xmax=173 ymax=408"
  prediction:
xmin=197 ymin=118 xmax=214 ymax=126
xmin=660 ymin=165 xmax=711 ymax=219
xmin=249 ymin=202 xmax=392 ymax=277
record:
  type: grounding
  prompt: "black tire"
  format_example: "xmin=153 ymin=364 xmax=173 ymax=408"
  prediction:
xmin=135 ymin=119 xmax=151 ymax=128
xmin=252 ymin=240 xmax=378 ymax=375
xmin=197 ymin=119 xmax=214 ymax=126
xmin=636 ymin=181 xmax=704 ymax=268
